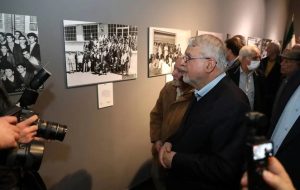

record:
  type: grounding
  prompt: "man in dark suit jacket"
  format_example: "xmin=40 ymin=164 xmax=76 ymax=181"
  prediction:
xmin=5 ymin=33 xmax=24 ymax=66
xmin=16 ymin=63 xmax=34 ymax=87
xmin=267 ymin=47 xmax=300 ymax=190
xmin=159 ymin=34 xmax=250 ymax=190
xmin=259 ymin=42 xmax=282 ymax=118
xmin=27 ymin=33 xmax=41 ymax=62
xmin=225 ymin=36 xmax=244 ymax=70
xmin=227 ymin=45 xmax=266 ymax=113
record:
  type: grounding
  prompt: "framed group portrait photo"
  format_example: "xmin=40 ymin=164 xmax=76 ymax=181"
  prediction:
xmin=63 ymin=20 xmax=138 ymax=88
xmin=148 ymin=27 xmax=190 ymax=77
xmin=0 ymin=12 xmax=41 ymax=94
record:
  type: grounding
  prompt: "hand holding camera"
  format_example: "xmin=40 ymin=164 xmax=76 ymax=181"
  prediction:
xmin=0 ymin=116 xmax=20 ymax=149
xmin=1 ymin=68 xmax=67 ymax=171
xmin=263 ymin=157 xmax=295 ymax=190
xmin=241 ymin=156 xmax=296 ymax=190
xmin=0 ymin=114 xmax=41 ymax=149
xmin=16 ymin=114 xmax=38 ymax=144
xmin=245 ymin=112 xmax=273 ymax=190
xmin=0 ymin=67 xmax=67 ymax=190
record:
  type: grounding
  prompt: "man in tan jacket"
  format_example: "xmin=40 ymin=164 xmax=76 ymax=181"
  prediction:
xmin=150 ymin=57 xmax=194 ymax=190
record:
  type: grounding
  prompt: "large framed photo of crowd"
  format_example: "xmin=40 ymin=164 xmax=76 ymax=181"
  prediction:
xmin=63 ymin=20 xmax=138 ymax=88
xmin=148 ymin=27 xmax=190 ymax=77
xmin=0 ymin=12 xmax=41 ymax=94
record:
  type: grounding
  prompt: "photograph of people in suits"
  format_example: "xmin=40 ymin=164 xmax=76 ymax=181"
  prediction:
xmin=0 ymin=13 xmax=41 ymax=94
xmin=63 ymin=20 xmax=138 ymax=87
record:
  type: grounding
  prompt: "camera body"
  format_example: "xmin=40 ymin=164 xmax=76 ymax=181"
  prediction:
xmin=18 ymin=108 xmax=67 ymax=142
xmin=247 ymin=138 xmax=273 ymax=190
xmin=3 ymin=106 xmax=67 ymax=171
xmin=1 ymin=68 xmax=67 ymax=171
xmin=245 ymin=112 xmax=273 ymax=190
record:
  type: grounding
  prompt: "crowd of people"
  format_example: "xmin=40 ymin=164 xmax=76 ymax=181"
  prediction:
xmin=0 ymin=31 xmax=41 ymax=93
xmin=65 ymin=34 xmax=137 ymax=76
xmin=150 ymin=34 xmax=300 ymax=190
xmin=1 ymin=31 xmax=299 ymax=190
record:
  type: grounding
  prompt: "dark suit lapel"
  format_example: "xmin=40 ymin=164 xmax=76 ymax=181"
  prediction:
xmin=253 ymin=72 xmax=260 ymax=103
xmin=267 ymin=70 xmax=300 ymax=138
xmin=277 ymin=117 xmax=300 ymax=154
xmin=167 ymin=97 xmax=197 ymax=143
xmin=228 ymin=66 xmax=240 ymax=85
xmin=168 ymin=77 xmax=228 ymax=143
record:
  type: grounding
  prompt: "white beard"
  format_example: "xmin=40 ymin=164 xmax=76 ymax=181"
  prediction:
xmin=183 ymin=74 xmax=191 ymax=85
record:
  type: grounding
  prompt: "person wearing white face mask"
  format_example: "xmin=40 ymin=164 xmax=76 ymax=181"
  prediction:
xmin=227 ymin=45 xmax=267 ymax=112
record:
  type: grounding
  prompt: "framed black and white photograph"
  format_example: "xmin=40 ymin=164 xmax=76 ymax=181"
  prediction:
xmin=148 ymin=27 xmax=190 ymax=77
xmin=0 ymin=12 xmax=41 ymax=94
xmin=247 ymin=36 xmax=262 ymax=50
xmin=63 ymin=20 xmax=138 ymax=87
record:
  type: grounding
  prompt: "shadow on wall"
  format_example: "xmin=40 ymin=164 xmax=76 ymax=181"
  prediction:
xmin=43 ymin=140 xmax=71 ymax=162
xmin=49 ymin=169 xmax=92 ymax=190
xmin=128 ymin=159 xmax=152 ymax=189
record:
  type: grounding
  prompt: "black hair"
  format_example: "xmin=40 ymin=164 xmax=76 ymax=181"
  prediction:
xmin=5 ymin=33 xmax=15 ymax=41
xmin=14 ymin=30 xmax=23 ymax=36
xmin=27 ymin=32 xmax=38 ymax=38
xmin=232 ymin=35 xmax=246 ymax=46
xmin=27 ymin=32 xmax=38 ymax=43
xmin=225 ymin=37 xmax=244 ymax=56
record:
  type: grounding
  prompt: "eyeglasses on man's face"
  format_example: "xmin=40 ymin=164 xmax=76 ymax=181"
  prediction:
xmin=182 ymin=55 xmax=211 ymax=63
xmin=250 ymin=55 xmax=260 ymax=61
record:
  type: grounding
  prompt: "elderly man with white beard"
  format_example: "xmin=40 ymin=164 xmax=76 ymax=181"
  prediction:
xmin=159 ymin=34 xmax=250 ymax=190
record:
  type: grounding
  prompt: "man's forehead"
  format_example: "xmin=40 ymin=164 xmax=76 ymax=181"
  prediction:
xmin=185 ymin=46 xmax=200 ymax=54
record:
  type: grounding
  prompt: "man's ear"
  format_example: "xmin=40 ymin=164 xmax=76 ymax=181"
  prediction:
xmin=205 ymin=59 xmax=216 ymax=73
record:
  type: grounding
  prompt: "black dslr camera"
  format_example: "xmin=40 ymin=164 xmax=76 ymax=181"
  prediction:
xmin=245 ymin=112 xmax=273 ymax=190
xmin=3 ymin=68 xmax=67 ymax=171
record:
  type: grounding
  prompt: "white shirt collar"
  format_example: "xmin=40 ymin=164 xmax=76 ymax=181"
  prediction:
xmin=194 ymin=72 xmax=226 ymax=101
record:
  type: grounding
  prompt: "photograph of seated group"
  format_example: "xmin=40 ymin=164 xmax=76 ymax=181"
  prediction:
xmin=148 ymin=27 xmax=190 ymax=77
xmin=0 ymin=12 xmax=41 ymax=94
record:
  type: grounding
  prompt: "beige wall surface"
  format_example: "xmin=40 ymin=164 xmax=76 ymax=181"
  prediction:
xmin=0 ymin=0 xmax=291 ymax=189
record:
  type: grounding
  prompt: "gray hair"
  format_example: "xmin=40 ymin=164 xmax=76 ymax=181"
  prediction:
xmin=268 ymin=41 xmax=281 ymax=55
xmin=239 ymin=45 xmax=260 ymax=60
xmin=188 ymin=34 xmax=227 ymax=72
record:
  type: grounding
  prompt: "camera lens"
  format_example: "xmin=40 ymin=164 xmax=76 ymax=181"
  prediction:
xmin=36 ymin=119 xmax=68 ymax=141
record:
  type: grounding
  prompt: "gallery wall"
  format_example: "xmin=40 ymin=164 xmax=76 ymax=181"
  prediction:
xmin=290 ymin=0 xmax=300 ymax=36
xmin=0 ymin=0 xmax=291 ymax=189
xmin=264 ymin=0 xmax=289 ymax=40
